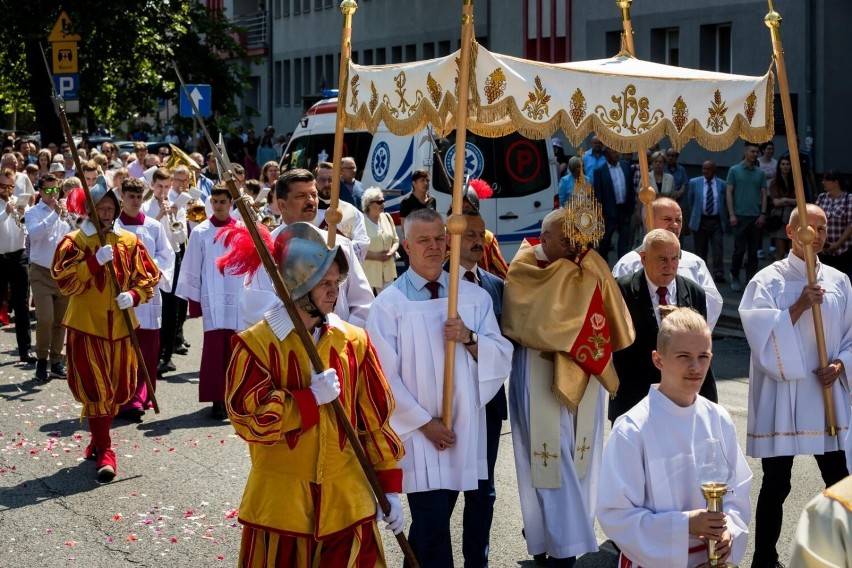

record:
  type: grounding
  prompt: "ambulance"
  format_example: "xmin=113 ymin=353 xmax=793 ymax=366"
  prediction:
xmin=281 ymin=97 xmax=559 ymax=258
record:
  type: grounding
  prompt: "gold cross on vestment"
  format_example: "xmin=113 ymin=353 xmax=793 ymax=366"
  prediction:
xmin=575 ymin=437 xmax=591 ymax=460
xmin=533 ymin=442 xmax=559 ymax=467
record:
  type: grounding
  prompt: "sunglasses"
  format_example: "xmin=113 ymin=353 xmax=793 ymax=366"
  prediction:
xmin=373 ymin=199 xmax=386 ymax=204
xmin=42 ymin=187 xmax=60 ymax=194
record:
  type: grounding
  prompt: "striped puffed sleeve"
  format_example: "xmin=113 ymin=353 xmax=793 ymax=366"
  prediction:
xmin=123 ymin=237 xmax=160 ymax=305
xmin=225 ymin=336 xmax=320 ymax=445
xmin=355 ymin=335 xmax=404 ymax=494
xmin=51 ymin=234 xmax=94 ymax=296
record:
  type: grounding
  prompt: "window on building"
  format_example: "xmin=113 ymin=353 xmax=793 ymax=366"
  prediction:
xmin=605 ymin=31 xmax=622 ymax=57
xmin=273 ymin=0 xmax=280 ymax=19
xmin=303 ymin=57 xmax=312 ymax=96
xmin=351 ymin=50 xmax=359 ymax=64
xmin=438 ymin=40 xmax=451 ymax=57
xmin=700 ymin=23 xmax=732 ymax=73
xmin=363 ymin=49 xmax=373 ymax=65
xmin=294 ymin=59 xmax=302 ymax=104
xmin=274 ymin=61 xmax=283 ymax=106
xmin=376 ymin=48 xmax=386 ymax=65
xmin=392 ymin=46 xmax=402 ymax=64
xmin=245 ymin=76 xmax=260 ymax=117
xmin=293 ymin=0 xmax=299 ymax=15
xmin=282 ymin=0 xmax=289 ymax=17
xmin=315 ymin=56 xmax=323 ymax=91
xmin=315 ymin=0 xmax=322 ymax=10
xmin=283 ymin=60 xmax=291 ymax=105
xmin=651 ymin=28 xmax=679 ymax=66
xmin=423 ymin=42 xmax=435 ymax=60
xmin=324 ymin=0 xmax=332 ymax=7
xmin=405 ymin=44 xmax=416 ymax=62
xmin=302 ymin=0 xmax=310 ymax=13
xmin=325 ymin=54 xmax=335 ymax=81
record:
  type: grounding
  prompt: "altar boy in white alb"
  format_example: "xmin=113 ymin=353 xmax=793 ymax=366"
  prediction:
xmin=366 ymin=208 xmax=512 ymax=568
xmin=739 ymin=203 xmax=852 ymax=568
xmin=175 ymin=184 xmax=242 ymax=420
xmin=597 ymin=307 xmax=752 ymax=568
xmin=116 ymin=178 xmax=175 ymax=420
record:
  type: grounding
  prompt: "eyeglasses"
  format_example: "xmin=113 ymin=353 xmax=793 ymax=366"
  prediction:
xmin=342 ymin=166 xmax=356 ymax=170
xmin=42 ymin=187 xmax=60 ymax=194
xmin=0 ymin=182 xmax=13 ymax=191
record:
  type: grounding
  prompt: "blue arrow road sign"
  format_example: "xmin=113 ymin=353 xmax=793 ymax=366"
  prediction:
xmin=179 ymin=84 xmax=212 ymax=118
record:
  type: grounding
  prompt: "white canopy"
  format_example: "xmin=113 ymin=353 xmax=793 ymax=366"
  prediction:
xmin=343 ymin=42 xmax=774 ymax=151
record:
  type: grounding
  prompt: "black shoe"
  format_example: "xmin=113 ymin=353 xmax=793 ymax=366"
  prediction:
xmin=210 ymin=401 xmax=227 ymax=420
xmin=19 ymin=352 xmax=36 ymax=366
xmin=173 ymin=343 xmax=189 ymax=355
xmin=116 ymin=407 xmax=145 ymax=423
xmin=35 ymin=359 xmax=49 ymax=382
xmin=50 ymin=363 xmax=67 ymax=379
xmin=532 ymin=553 xmax=548 ymax=567
xmin=158 ymin=359 xmax=176 ymax=374
xmin=181 ymin=340 xmax=191 ymax=349
xmin=713 ymin=274 xmax=726 ymax=284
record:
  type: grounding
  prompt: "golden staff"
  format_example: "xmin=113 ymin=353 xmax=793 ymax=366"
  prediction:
xmin=765 ymin=1 xmax=837 ymax=435
xmin=40 ymin=46 xmax=159 ymax=414
xmin=325 ymin=0 xmax=357 ymax=248
xmin=172 ymin=62 xmax=420 ymax=567
xmin=616 ymin=0 xmax=656 ymax=231
xmin=442 ymin=0 xmax=475 ymax=428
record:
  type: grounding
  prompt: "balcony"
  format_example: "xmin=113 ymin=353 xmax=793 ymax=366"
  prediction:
xmin=233 ymin=11 xmax=268 ymax=56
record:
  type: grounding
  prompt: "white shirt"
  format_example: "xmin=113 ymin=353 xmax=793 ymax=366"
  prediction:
xmin=613 ymin=249 xmax=722 ymax=331
xmin=0 ymin=201 xmax=27 ymax=253
xmin=140 ymin=189 xmax=188 ymax=250
xmin=24 ymin=201 xmax=73 ymax=269
xmin=609 ymin=162 xmax=626 ymax=204
xmin=645 ymin=273 xmax=677 ymax=327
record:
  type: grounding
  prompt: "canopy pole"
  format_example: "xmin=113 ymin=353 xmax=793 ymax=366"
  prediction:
xmin=616 ymin=0 xmax=656 ymax=230
xmin=765 ymin=2 xmax=837 ymax=436
xmin=442 ymin=0 xmax=475 ymax=429
xmin=326 ymin=0 xmax=358 ymax=247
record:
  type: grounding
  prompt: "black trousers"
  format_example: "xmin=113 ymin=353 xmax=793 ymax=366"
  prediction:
xmin=752 ymin=451 xmax=848 ymax=566
xmin=0 ymin=249 xmax=31 ymax=355
xmin=693 ymin=215 xmax=725 ymax=278
xmin=160 ymin=247 xmax=187 ymax=362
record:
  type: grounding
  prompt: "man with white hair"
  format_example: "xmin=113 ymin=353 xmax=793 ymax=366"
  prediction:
xmin=611 ymin=228 xmax=718 ymax=421
xmin=339 ymin=156 xmax=364 ymax=207
xmin=613 ymin=197 xmax=722 ymax=331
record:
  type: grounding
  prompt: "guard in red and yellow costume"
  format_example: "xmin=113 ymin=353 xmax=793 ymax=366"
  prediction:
xmin=51 ymin=177 xmax=160 ymax=482
xmin=219 ymin=221 xmax=405 ymax=567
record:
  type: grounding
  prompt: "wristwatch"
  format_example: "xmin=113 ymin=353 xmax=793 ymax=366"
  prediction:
xmin=464 ymin=331 xmax=478 ymax=346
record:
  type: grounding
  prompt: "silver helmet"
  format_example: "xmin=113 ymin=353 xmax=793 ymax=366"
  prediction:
xmin=86 ymin=175 xmax=119 ymax=214
xmin=276 ymin=222 xmax=348 ymax=314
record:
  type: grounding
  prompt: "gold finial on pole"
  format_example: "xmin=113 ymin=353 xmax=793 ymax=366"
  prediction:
xmin=764 ymin=1 xmax=837 ymax=436
xmin=326 ymin=0 xmax=358 ymax=247
xmin=442 ymin=0 xmax=475 ymax=429
xmin=614 ymin=0 xmax=654 ymax=229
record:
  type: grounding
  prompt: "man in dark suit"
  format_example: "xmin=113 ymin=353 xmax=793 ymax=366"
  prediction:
xmin=687 ymin=160 xmax=730 ymax=283
xmin=610 ymin=229 xmax=718 ymax=421
xmin=593 ymin=147 xmax=636 ymax=263
xmin=444 ymin=209 xmax=507 ymax=568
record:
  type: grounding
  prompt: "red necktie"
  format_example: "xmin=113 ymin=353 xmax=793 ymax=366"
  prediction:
xmin=656 ymin=286 xmax=669 ymax=306
xmin=425 ymin=281 xmax=441 ymax=299
xmin=463 ymin=270 xmax=476 ymax=283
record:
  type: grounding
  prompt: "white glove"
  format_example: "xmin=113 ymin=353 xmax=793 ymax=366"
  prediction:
xmin=309 ymin=368 xmax=340 ymax=405
xmin=95 ymin=245 xmax=113 ymax=266
xmin=188 ymin=187 xmax=204 ymax=200
xmin=115 ymin=292 xmax=134 ymax=310
xmin=375 ymin=493 xmax=405 ymax=535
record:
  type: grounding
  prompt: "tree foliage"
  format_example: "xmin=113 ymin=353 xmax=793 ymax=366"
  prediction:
xmin=3 ymin=0 xmax=250 ymax=143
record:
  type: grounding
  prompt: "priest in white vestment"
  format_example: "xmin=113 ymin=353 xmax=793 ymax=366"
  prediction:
xmin=739 ymin=204 xmax=852 ymax=568
xmin=789 ymin=475 xmax=852 ymax=568
xmin=612 ymin=196 xmax=722 ymax=331
xmin=597 ymin=308 xmax=752 ymax=568
xmin=503 ymin=208 xmax=634 ymax=566
xmin=367 ymin=208 xmax=512 ymax=568
xmin=237 ymin=169 xmax=373 ymax=331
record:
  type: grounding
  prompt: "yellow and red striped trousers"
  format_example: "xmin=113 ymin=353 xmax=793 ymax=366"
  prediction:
xmin=66 ymin=330 xmax=136 ymax=418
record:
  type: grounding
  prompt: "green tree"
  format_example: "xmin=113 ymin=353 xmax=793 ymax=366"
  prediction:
xmin=6 ymin=0 xmax=249 ymax=146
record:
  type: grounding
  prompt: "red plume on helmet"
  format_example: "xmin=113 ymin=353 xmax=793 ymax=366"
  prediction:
xmin=215 ymin=223 xmax=273 ymax=281
xmin=65 ymin=187 xmax=88 ymax=216
xmin=467 ymin=178 xmax=493 ymax=199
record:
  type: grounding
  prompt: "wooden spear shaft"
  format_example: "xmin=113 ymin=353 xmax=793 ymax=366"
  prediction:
xmin=42 ymin=47 xmax=159 ymax=413
xmin=325 ymin=0 xmax=358 ymax=248
xmin=442 ymin=0 xmax=475 ymax=429
xmin=172 ymin=62 xmax=420 ymax=566
xmin=616 ymin=0 xmax=656 ymax=230
xmin=765 ymin=2 xmax=837 ymax=435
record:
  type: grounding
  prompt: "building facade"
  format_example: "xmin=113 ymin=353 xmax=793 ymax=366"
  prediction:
xmin=223 ymin=0 xmax=848 ymax=172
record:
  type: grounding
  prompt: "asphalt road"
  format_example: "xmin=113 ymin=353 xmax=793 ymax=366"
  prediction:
xmin=0 ymin=315 xmax=835 ymax=568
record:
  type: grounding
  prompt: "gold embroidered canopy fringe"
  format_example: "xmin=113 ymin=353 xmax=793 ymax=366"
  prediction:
xmin=343 ymin=41 xmax=774 ymax=151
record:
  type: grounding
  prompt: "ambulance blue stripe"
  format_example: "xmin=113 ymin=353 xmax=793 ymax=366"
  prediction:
xmin=383 ymin=139 xmax=414 ymax=190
